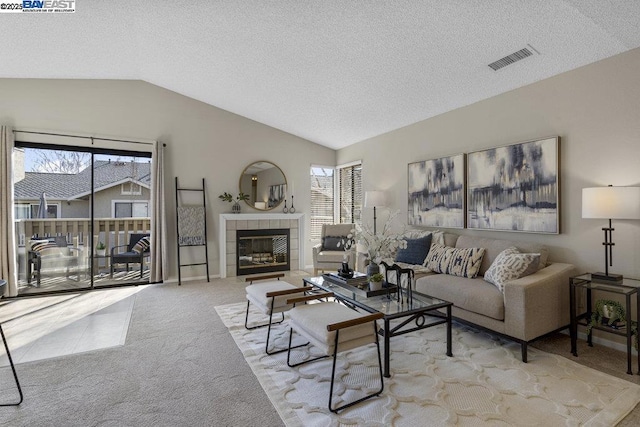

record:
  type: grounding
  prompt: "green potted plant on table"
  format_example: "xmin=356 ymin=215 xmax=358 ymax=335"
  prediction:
xmin=96 ymin=241 xmax=106 ymax=257
xmin=586 ymin=299 xmax=638 ymax=349
xmin=369 ymin=273 xmax=384 ymax=291
xmin=219 ymin=192 xmax=250 ymax=213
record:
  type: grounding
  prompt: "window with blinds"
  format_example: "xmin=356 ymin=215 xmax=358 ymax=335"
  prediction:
xmin=310 ymin=166 xmax=335 ymax=239
xmin=338 ymin=163 xmax=362 ymax=225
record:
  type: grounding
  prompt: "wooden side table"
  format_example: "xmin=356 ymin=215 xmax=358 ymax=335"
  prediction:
xmin=570 ymin=273 xmax=640 ymax=375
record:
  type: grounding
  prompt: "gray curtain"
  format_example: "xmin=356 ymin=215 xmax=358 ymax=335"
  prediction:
xmin=150 ymin=141 xmax=167 ymax=282
xmin=0 ymin=126 xmax=18 ymax=296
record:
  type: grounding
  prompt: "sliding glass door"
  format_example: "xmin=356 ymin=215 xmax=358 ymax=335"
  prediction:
xmin=13 ymin=143 xmax=152 ymax=295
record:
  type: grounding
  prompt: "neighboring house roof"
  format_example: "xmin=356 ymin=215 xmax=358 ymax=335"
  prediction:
xmin=14 ymin=160 xmax=151 ymax=201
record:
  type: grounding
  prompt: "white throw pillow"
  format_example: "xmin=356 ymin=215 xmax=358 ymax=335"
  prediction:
xmin=484 ymin=247 xmax=540 ymax=293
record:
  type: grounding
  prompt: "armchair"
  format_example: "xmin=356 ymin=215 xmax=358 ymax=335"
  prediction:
xmin=312 ymin=223 xmax=355 ymax=276
xmin=110 ymin=233 xmax=150 ymax=278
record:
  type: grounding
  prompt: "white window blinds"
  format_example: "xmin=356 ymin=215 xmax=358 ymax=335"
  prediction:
xmin=338 ymin=163 xmax=362 ymax=225
xmin=310 ymin=166 xmax=335 ymax=239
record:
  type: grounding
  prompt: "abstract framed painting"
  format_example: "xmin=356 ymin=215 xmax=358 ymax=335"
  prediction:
xmin=408 ymin=153 xmax=465 ymax=228
xmin=467 ymin=136 xmax=559 ymax=233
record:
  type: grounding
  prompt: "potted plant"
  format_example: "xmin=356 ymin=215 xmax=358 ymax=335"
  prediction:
xmin=369 ymin=273 xmax=384 ymax=291
xmin=587 ymin=299 xmax=638 ymax=349
xmin=96 ymin=241 xmax=106 ymax=256
xmin=219 ymin=192 xmax=250 ymax=213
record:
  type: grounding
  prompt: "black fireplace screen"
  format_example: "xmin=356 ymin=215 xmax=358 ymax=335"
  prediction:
xmin=236 ymin=228 xmax=290 ymax=275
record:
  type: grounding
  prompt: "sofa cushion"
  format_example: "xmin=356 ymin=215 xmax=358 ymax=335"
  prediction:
xmin=455 ymin=235 xmax=549 ymax=276
xmin=484 ymin=247 xmax=540 ymax=293
xmin=322 ymin=236 xmax=345 ymax=251
xmin=395 ymin=234 xmax=432 ymax=265
xmin=425 ymin=244 xmax=485 ymax=278
xmin=289 ymin=301 xmax=377 ymax=354
xmin=416 ymin=274 xmax=505 ymax=320
xmin=316 ymin=250 xmax=346 ymax=263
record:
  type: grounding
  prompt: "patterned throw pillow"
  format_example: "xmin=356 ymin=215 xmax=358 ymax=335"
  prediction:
xmin=425 ymin=243 xmax=486 ymax=278
xmin=395 ymin=234 xmax=432 ymax=265
xmin=484 ymin=247 xmax=540 ymax=293
xmin=30 ymin=240 xmax=57 ymax=253
xmin=132 ymin=236 xmax=151 ymax=254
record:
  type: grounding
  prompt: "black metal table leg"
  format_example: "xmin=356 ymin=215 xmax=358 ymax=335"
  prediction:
xmin=0 ymin=323 xmax=23 ymax=406
xmin=626 ymin=294 xmax=633 ymax=375
xmin=570 ymin=278 xmax=578 ymax=356
xmin=446 ymin=305 xmax=452 ymax=357
xmin=384 ymin=318 xmax=391 ymax=378
xmin=637 ymin=290 xmax=640 ymax=375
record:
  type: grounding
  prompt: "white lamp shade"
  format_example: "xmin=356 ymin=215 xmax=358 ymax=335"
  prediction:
xmin=364 ymin=190 xmax=386 ymax=208
xmin=582 ymin=186 xmax=640 ymax=219
xmin=254 ymin=201 xmax=267 ymax=209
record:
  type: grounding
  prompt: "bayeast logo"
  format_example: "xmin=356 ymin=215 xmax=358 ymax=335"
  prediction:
xmin=22 ymin=0 xmax=75 ymax=12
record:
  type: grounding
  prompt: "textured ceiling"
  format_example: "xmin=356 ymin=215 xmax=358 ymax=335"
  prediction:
xmin=1 ymin=1 xmax=639 ymax=149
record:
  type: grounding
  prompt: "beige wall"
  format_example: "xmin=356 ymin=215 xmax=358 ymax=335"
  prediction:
xmin=3 ymin=47 xmax=639 ymax=281
xmin=0 ymin=79 xmax=336 ymax=280
xmin=337 ymin=47 xmax=640 ymax=278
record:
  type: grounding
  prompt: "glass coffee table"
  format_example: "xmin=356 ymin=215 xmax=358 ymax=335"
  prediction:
xmin=303 ymin=275 xmax=453 ymax=377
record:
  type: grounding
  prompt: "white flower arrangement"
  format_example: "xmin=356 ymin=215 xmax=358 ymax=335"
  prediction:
xmin=348 ymin=210 xmax=407 ymax=264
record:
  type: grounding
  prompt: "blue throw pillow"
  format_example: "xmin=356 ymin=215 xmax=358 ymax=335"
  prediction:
xmin=395 ymin=234 xmax=432 ymax=265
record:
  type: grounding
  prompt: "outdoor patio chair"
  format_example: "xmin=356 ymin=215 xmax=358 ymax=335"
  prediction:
xmin=26 ymin=236 xmax=82 ymax=287
xmin=286 ymin=294 xmax=384 ymax=413
xmin=110 ymin=233 xmax=150 ymax=278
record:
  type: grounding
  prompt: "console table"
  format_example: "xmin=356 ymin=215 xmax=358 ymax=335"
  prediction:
xmin=570 ymin=273 xmax=640 ymax=375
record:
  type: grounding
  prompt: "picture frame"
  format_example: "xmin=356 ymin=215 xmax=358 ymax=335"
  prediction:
xmin=467 ymin=136 xmax=559 ymax=233
xmin=408 ymin=153 xmax=465 ymax=228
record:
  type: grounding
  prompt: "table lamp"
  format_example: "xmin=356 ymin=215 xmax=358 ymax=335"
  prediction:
xmin=582 ymin=186 xmax=640 ymax=283
xmin=364 ymin=191 xmax=386 ymax=235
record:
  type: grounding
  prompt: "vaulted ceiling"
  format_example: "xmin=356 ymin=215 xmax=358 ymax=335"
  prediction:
xmin=2 ymin=1 xmax=639 ymax=149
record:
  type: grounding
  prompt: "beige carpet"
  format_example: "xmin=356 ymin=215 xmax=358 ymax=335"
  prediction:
xmin=217 ymin=301 xmax=640 ymax=426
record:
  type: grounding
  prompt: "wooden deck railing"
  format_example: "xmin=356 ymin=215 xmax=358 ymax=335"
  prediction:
xmin=15 ymin=217 xmax=152 ymax=251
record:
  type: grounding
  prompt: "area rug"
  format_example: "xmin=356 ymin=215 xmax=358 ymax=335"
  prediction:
xmin=215 ymin=302 xmax=640 ymax=426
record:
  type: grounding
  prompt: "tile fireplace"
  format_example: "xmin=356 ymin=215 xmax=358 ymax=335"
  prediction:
xmin=219 ymin=213 xmax=305 ymax=278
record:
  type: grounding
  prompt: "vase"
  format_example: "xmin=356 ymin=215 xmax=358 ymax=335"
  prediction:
xmin=96 ymin=249 xmax=106 ymax=257
xmin=369 ymin=280 xmax=383 ymax=291
xmin=232 ymin=202 xmax=241 ymax=214
xmin=367 ymin=262 xmax=380 ymax=277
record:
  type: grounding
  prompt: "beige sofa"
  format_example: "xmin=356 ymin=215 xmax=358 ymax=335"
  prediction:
xmin=386 ymin=232 xmax=575 ymax=362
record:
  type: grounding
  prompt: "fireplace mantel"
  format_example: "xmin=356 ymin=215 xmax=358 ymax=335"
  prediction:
xmin=219 ymin=213 xmax=305 ymax=278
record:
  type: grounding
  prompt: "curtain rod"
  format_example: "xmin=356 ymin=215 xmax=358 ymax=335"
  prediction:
xmin=13 ymin=129 xmax=166 ymax=147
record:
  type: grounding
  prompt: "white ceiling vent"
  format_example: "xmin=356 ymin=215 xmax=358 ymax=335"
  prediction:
xmin=488 ymin=46 xmax=538 ymax=71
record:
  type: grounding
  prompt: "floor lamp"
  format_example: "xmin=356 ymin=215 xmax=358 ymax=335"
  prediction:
xmin=364 ymin=191 xmax=386 ymax=235
xmin=582 ymin=186 xmax=640 ymax=283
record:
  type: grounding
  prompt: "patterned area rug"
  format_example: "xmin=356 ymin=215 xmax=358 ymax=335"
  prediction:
xmin=216 ymin=302 xmax=640 ymax=426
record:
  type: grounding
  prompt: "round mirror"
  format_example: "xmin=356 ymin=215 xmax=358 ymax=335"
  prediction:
xmin=239 ymin=161 xmax=287 ymax=211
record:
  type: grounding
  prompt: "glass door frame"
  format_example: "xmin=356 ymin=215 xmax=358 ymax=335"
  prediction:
xmin=14 ymin=141 xmax=153 ymax=295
